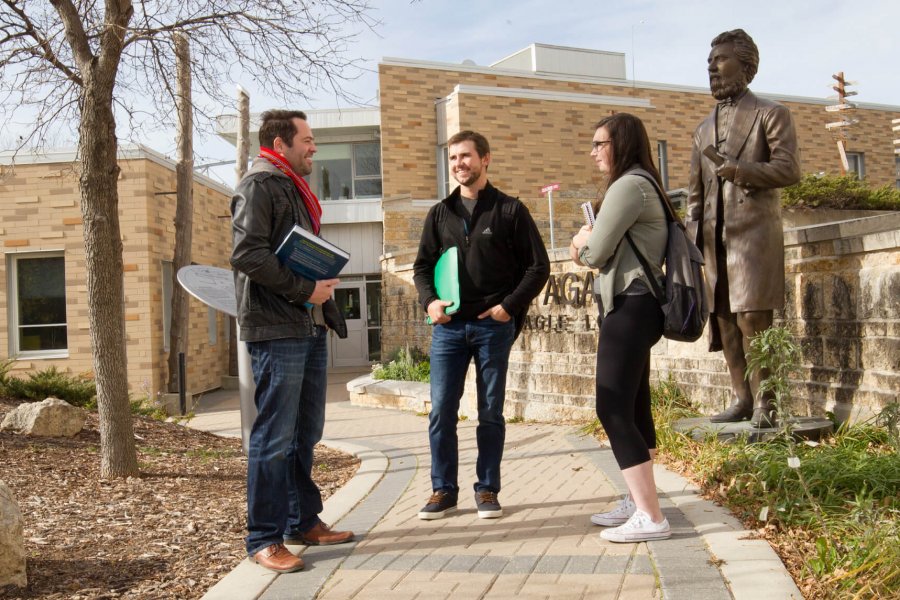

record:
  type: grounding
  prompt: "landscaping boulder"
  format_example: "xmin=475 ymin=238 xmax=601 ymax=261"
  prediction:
xmin=0 ymin=397 xmax=86 ymax=437
xmin=0 ymin=480 xmax=26 ymax=588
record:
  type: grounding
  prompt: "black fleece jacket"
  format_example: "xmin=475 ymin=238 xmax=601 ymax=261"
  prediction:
xmin=413 ymin=182 xmax=550 ymax=322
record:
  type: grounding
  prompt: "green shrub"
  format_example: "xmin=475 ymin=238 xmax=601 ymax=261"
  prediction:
xmin=0 ymin=365 xmax=97 ymax=408
xmin=656 ymin=386 xmax=900 ymax=598
xmin=782 ymin=174 xmax=900 ymax=210
xmin=372 ymin=346 xmax=430 ymax=382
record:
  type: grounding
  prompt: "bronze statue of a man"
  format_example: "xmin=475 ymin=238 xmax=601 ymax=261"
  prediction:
xmin=686 ymin=29 xmax=801 ymax=426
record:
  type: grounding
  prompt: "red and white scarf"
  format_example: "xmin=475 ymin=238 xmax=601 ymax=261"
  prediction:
xmin=259 ymin=146 xmax=322 ymax=234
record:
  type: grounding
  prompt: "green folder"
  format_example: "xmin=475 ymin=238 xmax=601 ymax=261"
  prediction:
xmin=426 ymin=246 xmax=460 ymax=324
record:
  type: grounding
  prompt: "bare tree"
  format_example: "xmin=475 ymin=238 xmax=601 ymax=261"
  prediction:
xmin=0 ymin=0 xmax=375 ymax=478
xmin=166 ymin=31 xmax=192 ymax=395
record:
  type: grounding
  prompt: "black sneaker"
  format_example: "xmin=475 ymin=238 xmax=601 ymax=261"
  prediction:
xmin=475 ymin=491 xmax=502 ymax=519
xmin=417 ymin=490 xmax=457 ymax=520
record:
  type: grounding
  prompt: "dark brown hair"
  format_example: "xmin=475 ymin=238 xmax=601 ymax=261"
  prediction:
xmin=447 ymin=130 xmax=490 ymax=158
xmin=258 ymin=110 xmax=308 ymax=149
xmin=593 ymin=113 xmax=679 ymax=222
xmin=594 ymin=113 xmax=664 ymax=188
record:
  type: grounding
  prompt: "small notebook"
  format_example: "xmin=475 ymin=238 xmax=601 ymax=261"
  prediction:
xmin=580 ymin=202 xmax=596 ymax=227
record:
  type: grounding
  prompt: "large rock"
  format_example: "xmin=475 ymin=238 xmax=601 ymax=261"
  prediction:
xmin=0 ymin=397 xmax=86 ymax=437
xmin=0 ymin=480 xmax=26 ymax=588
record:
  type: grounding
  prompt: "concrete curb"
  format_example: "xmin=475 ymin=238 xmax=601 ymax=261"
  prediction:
xmin=200 ymin=439 xmax=389 ymax=600
xmin=652 ymin=466 xmax=803 ymax=600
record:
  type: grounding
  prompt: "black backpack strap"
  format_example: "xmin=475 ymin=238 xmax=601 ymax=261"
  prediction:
xmin=622 ymin=168 xmax=667 ymax=303
xmin=624 ymin=232 xmax=665 ymax=303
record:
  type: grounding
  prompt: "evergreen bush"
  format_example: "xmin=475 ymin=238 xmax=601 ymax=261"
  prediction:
xmin=782 ymin=174 xmax=900 ymax=210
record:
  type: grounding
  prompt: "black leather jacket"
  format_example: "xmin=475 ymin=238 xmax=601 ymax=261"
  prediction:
xmin=230 ymin=158 xmax=347 ymax=342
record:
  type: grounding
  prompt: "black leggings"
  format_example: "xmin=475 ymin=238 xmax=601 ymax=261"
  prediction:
xmin=595 ymin=293 xmax=664 ymax=470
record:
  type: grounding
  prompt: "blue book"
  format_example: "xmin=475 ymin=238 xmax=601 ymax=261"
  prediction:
xmin=275 ymin=224 xmax=350 ymax=281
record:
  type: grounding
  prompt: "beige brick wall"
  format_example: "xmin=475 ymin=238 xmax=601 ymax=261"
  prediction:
xmin=0 ymin=157 xmax=232 ymax=402
xmin=379 ymin=63 xmax=900 ymax=257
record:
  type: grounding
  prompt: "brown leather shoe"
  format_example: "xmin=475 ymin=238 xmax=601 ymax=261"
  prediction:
xmin=294 ymin=522 xmax=354 ymax=546
xmin=252 ymin=543 xmax=304 ymax=573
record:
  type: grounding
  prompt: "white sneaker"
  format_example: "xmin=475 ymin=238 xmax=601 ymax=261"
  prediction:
xmin=600 ymin=509 xmax=671 ymax=543
xmin=591 ymin=495 xmax=636 ymax=526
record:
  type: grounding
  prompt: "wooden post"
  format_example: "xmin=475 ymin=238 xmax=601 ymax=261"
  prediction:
xmin=167 ymin=32 xmax=194 ymax=392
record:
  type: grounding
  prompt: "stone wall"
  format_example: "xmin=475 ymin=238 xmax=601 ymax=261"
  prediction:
xmin=381 ymin=212 xmax=900 ymax=423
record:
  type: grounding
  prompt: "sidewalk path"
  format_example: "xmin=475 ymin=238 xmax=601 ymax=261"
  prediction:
xmin=190 ymin=371 xmax=801 ymax=600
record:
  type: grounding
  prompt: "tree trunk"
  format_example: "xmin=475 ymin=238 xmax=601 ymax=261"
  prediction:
xmin=79 ymin=74 xmax=139 ymax=479
xmin=167 ymin=32 xmax=194 ymax=395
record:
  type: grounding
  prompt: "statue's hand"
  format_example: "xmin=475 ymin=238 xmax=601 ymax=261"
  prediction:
xmin=715 ymin=158 xmax=738 ymax=182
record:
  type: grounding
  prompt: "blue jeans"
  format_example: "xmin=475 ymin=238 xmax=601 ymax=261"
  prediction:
xmin=428 ymin=318 xmax=515 ymax=495
xmin=245 ymin=330 xmax=327 ymax=556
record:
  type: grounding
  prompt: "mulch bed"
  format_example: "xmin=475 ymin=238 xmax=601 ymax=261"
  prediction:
xmin=0 ymin=398 xmax=359 ymax=599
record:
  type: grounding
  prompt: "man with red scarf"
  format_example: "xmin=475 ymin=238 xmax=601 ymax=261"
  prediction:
xmin=231 ymin=110 xmax=353 ymax=573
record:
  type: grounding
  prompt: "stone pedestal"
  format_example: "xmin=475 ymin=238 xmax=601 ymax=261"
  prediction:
xmin=674 ymin=416 xmax=834 ymax=443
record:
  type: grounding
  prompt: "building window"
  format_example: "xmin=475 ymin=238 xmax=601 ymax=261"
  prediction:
xmin=436 ymin=145 xmax=450 ymax=198
xmin=657 ymin=140 xmax=669 ymax=189
xmin=366 ymin=276 xmax=382 ymax=362
xmin=307 ymin=142 xmax=382 ymax=200
xmin=208 ymin=307 xmax=217 ymax=346
xmin=895 ymin=156 xmax=899 ymax=190
xmin=8 ymin=252 xmax=67 ymax=356
xmin=846 ymin=152 xmax=865 ymax=179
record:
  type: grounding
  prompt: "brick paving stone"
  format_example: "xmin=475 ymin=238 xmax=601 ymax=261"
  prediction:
xmin=533 ymin=554 xmax=570 ymax=574
xmin=563 ymin=554 xmax=602 ymax=575
xmin=382 ymin=552 xmax=426 ymax=572
xmin=596 ymin=573 xmax=659 ymax=599
xmin=444 ymin=553 xmax=483 ymax=573
xmin=471 ymin=555 xmax=511 ymax=575
xmin=198 ymin=397 xmax=780 ymax=600
xmin=501 ymin=554 xmax=539 ymax=575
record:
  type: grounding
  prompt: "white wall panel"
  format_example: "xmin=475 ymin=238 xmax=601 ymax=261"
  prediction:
xmin=320 ymin=222 xmax=383 ymax=275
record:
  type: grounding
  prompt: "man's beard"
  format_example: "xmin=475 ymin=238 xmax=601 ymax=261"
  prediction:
xmin=454 ymin=168 xmax=481 ymax=187
xmin=710 ymin=74 xmax=748 ymax=100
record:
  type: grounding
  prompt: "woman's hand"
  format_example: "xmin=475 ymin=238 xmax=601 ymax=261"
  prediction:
xmin=570 ymin=225 xmax=592 ymax=265
xmin=572 ymin=225 xmax=592 ymax=249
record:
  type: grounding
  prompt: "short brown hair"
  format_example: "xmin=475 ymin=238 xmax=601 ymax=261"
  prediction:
xmin=259 ymin=110 xmax=308 ymax=148
xmin=447 ymin=130 xmax=490 ymax=158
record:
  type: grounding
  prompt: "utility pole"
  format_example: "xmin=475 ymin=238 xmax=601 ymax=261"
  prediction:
xmin=167 ymin=31 xmax=194 ymax=399
xmin=824 ymin=71 xmax=859 ymax=175
xmin=228 ymin=85 xmax=251 ymax=377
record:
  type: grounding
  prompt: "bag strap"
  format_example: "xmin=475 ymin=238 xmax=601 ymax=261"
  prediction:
xmin=625 ymin=232 xmax=665 ymax=304
xmin=624 ymin=167 xmax=681 ymax=225
xmin=622 ymin=168 xmax=668 ymax=304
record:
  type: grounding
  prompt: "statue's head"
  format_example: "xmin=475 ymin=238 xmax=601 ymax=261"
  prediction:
xmin=708 ymin=29 xmax=759 ymax=100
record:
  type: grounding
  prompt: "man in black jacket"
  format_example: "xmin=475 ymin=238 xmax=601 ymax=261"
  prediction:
xmin=231 ymin=110 xmax=353 ymax=574
xmin=413 ymin=130 xmax=550 ymax=520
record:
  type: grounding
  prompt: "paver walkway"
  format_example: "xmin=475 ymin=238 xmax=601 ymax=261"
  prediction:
xmin=191 ymin=371 xmax=802 ymax=600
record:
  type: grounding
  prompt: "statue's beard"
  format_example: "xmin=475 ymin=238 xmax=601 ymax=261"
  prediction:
xmin=710 ymin=74 xmax=748 ymax=100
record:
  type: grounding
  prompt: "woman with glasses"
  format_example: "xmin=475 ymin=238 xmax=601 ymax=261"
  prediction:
xmin=569 ymin=113 xmax=671 ymax=542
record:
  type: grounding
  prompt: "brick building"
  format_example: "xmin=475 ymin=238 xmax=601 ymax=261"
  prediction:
xmin=0 ymin=146 xmax=232 ymax=402
xmin=378 ymin=43 xmax=899 ymax=253
xmin=6 ymin=43 xmax=891 ymax=411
